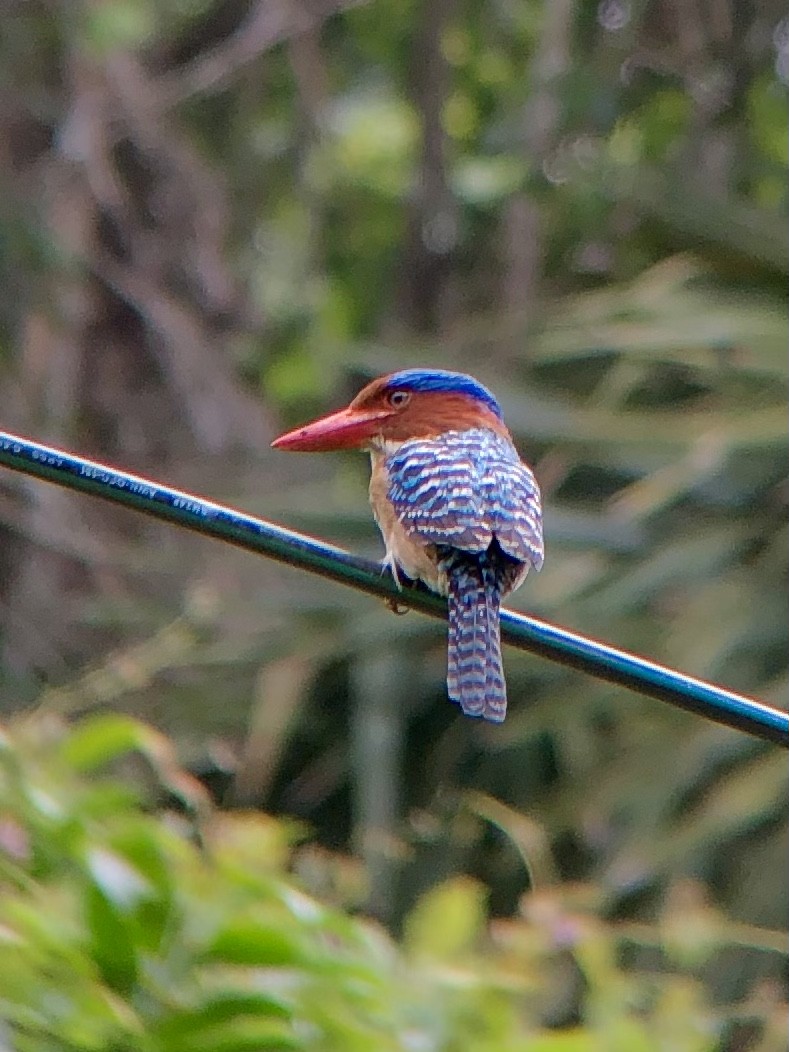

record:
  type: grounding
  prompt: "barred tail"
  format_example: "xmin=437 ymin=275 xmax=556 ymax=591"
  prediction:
xmin=446 ymin=554 xmax=507 ymax=722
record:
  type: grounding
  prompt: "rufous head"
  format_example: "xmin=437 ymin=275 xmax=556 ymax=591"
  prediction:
xmin=271 ymin=369 xmax=509 ymax=452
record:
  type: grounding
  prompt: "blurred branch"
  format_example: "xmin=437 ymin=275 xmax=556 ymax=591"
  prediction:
xmin=402 ymin=0 xmax=458 ymax=332
xmin=160 ymin=0 xmax=370 ymax=107
xmin=34 ymin=603 xmax=212 ymax=718
xmin=2 ymin=429 xmax=787 ymax=748
xmin=96 ymin=254 xmax=271 ymax=452
xmin=351 ymin=649 xmax=406 ymax=923
xmin=51 ymin=42 xmax=275 ymax=455
xmin=611 ymin=166 xmax=789 ymax=274
xmin=231 ymin=651 xmax=321 ymax=804
xmin=501 ymin=0 xmax=575 ymax=325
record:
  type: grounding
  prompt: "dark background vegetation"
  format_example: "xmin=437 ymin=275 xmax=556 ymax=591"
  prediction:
xmin=0 ymin=1 xmax=787 ymax=1048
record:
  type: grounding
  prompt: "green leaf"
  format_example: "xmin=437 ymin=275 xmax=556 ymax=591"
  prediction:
xmin=158 ymin=1017 xmax=301 ymax=1052
xmin=84 ymin=845 xmax=151 ymax=910
xmin=84 ymin=883 xmax=139 ymax=994
xmin=61 ymin=714 xmax=166 ymax=772
xmin=203 ymin=920 xmax=307 ymax=967
xmin=84 ymin=0 xmax=155 ymax=52
xmin=404 ymin=877 xmax=487 ymax=960
xmin=522 ymin=1032 xmax=596 ymax=1052
xmin=153 ymin=993 xmax=294 ymax=1051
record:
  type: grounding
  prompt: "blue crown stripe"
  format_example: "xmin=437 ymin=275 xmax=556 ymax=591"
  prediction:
xmin=384 ymin=369 xmax=503 ymax=420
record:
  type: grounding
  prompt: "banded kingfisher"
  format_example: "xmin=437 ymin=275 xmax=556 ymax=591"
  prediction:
xmin=272 ymin=369 xmax=544 ymax=722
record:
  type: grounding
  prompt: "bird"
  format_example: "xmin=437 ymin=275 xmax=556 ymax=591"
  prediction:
xmin=271 ymin=369 xmax=544 ymax=722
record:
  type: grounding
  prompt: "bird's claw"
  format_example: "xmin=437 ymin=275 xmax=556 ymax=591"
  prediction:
xmin=381 ymin=556 xmax=413 ymax=614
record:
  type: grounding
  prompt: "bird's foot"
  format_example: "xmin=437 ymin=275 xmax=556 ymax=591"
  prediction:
xmin=381 ymin=555 xmax=414 ymax=615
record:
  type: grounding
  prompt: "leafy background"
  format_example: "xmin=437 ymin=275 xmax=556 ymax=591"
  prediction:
xmin=0 ymin=1 xmax=787 ymax=1049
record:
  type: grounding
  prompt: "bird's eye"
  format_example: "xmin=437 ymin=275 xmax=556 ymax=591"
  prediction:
xmin=387 ymin=390 xmax=411 ymax=408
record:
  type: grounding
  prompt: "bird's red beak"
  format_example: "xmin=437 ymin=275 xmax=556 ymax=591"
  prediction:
xmin=271 ymin=405 xmax=390 ymax=452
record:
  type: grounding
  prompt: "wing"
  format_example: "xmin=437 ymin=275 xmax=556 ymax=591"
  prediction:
xmin=479 ymin=448 xmax=544 ymax=569
xmin=385 ymin=429 xmax=544 ymax=569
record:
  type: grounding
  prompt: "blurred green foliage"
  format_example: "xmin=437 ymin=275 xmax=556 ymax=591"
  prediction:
xmin=0 ymin=2 xmax=787 ymax=1047
xmin=1 ymin=712 xmax=786 ymax=1051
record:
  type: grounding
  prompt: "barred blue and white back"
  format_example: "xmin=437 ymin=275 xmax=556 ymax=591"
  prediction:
xmin=272 ymin=368 xmax=544 ymax=723
xmin=383 ymin=428 xmax=543 ymax=721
